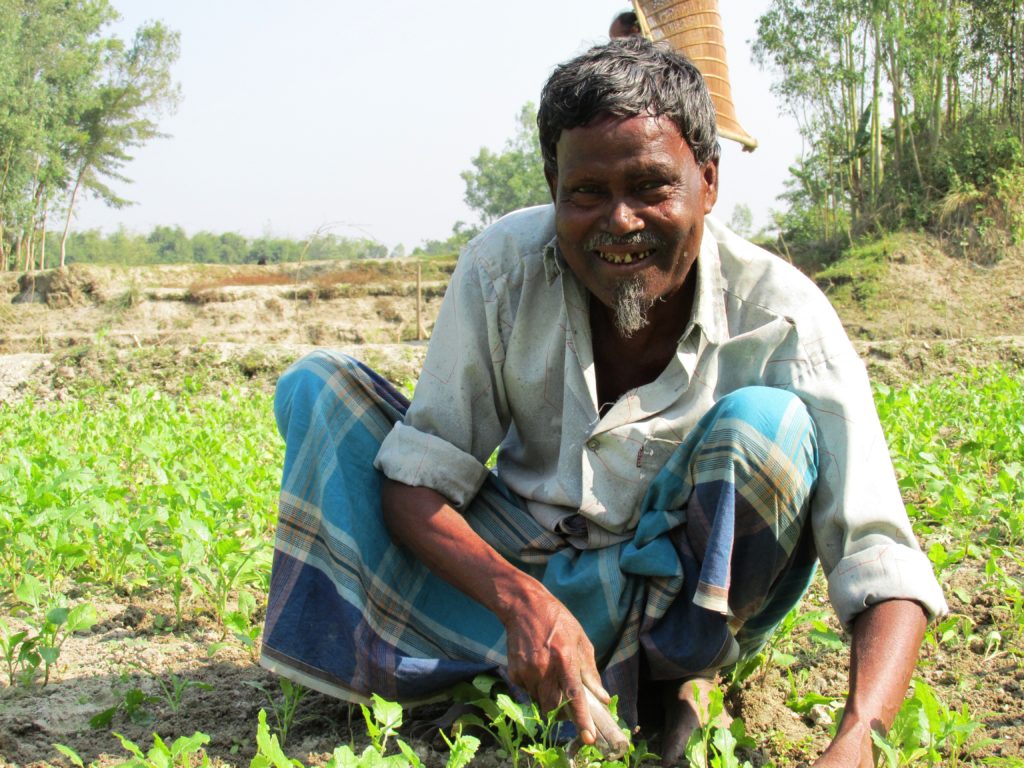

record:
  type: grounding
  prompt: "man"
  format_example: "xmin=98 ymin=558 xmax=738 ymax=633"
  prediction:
xmin=262 ymin=38 xmax=946 ymax=766
xmin=609 ymin=10 xmax=642 ymax=38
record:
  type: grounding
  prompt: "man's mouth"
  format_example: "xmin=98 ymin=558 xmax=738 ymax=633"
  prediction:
xmin=595 ymin=249 xmax=654 ymax=265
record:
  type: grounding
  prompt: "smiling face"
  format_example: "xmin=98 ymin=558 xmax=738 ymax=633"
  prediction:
xmin=547 ymin=114 xmax=718 ymax=336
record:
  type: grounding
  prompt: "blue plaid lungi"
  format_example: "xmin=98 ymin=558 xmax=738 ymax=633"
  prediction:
xmin=261 ymin=351 xmax=819 ymax=725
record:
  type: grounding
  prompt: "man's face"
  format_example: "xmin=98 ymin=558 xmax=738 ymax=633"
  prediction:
xmin=547 ymin=114 xmax=718 ymax=334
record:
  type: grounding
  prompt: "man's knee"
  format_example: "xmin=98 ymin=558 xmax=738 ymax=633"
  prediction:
xmin=274 ymin=351 xmax=364 ymax=437
xmin=709 ymin=386 xmax=817 ymax=475
xmin=693 ymin=386 xmax=818 ymax=531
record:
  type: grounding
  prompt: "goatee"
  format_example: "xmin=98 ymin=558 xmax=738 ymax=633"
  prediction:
xmin=612 ymin=276 xmax=656 ymax=338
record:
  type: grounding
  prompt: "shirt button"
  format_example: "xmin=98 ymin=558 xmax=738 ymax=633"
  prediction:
xmin=587 ymin=438 xmax=600 ymax=452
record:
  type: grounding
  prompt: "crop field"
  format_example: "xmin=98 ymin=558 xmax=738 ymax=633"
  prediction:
xmin=1 ymin=358 xmax=1023 ymax=767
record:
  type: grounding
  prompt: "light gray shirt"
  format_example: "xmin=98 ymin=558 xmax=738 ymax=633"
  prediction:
xmin=375 ymin=205 xmax=947 ymax=627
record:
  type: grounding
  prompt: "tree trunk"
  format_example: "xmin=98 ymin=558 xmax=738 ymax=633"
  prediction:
xmin=60 ymin=171 xmax=85 ymax=268
xmin=39 ymin=198 xmax=48 ymax=271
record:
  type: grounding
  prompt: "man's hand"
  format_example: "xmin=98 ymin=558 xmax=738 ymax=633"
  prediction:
xmin=380 ymin=480 xmax=614 ymax=746
xmin=813 ymin=599 xmax=928 ymax=768
xmin=502 ymin=585 xmax=610 ymax=745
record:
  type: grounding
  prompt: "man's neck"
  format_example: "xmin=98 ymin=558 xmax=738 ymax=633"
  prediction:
xmin=590 ymin=271 xmax=697 ymax=411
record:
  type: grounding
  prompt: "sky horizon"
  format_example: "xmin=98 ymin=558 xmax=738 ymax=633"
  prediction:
xmin=73 ymin=1 xmax=801 ymax=250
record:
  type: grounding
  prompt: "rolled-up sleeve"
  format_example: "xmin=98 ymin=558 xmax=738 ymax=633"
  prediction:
xmin=374 ymin=237 xmax=511 ymax=509
xmin=795 ymin=340 xmax=948 ymax=628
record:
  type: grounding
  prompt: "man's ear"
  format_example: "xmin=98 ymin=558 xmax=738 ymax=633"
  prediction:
xmin=545 ymin=168 xmax=558 ymax=203
xmin=701 ymin=159 xmax=719 ymax=214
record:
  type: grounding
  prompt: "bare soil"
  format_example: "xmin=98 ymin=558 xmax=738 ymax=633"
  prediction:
xmin=1 ymin=240 xmax=1023 ymax=767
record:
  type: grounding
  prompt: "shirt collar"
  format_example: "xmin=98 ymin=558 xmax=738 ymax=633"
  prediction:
xmin=691 ymin=225 xmax=727 ymax=346
xmin=541 ymin=221 xmax=728 ymax=345
xmin=542 ymin=235 xmax=562 ymax=284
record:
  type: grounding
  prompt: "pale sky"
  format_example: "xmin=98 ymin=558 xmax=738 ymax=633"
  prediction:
xmin=74 ymin=1 xmax=801 ymax=250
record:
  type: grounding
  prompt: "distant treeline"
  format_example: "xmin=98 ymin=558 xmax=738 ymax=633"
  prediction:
xmin=52 ymin=227 xmax=394 ymax=266
xmin=24 ymin=225 xmax=474 ymax=267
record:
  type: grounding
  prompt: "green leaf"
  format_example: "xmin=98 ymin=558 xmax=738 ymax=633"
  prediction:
xmin=89 ymin=707 xmax=118 ymax=730
xmin=169 ymin=732 xmax=210 ymax=758
xmin=45 ymin=606 xmax=70 ymax=627
xmin=53 ymin=743 xmax=86 ymax=768
xmin=495 ymin=693 xmax=527 ymax=728
xmin=66 ymin=603 xmax=98 ymax=633
xmin=113 ymin=732 xmax=146 ymax=760
xmin=442 ymin=731 xmax=480 ymax=768
xmin=396 ymin=740 xmax=424 ymax=768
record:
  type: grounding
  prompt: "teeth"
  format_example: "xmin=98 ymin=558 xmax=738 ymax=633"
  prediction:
xmin=597 ymin=249 xmax=651 ymax=265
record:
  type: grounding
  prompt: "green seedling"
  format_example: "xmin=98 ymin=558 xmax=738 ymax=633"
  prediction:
xmin=246 ymin=678 xmax=308 ymax=747
xmin=89 ymin=687 xmax=159 ymax=729
xmin=452 ymin=675 xmax=544 ymax=768
xmin=784 ymin=668 xmax=842 ymax=716
xmin=683 ymin=685 xmax=756 ymax=768
xmin=729 ymin=607 xmax=827 ymax=688
xmin=223 ymin=588 xmax=263 ymax=659
xmin=110 ymin=731 xmax=211 ymax=768
xmin=152 ymin=671 xmax=214 ymax=714
xmin=1 ymin=599 xmax=97 ymax=686
xmin=868 ymin=679 xmax=991 ymax=767
xmin=252 ymin=709 xmax=304 ymax=768
xmin=0 ymin=619 xmax=40 ymax=686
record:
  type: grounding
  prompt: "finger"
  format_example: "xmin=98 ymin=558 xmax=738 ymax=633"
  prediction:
xmin=561 ymin=679 xmax=597 ymax=746
xmin=581 ymin=666 xmax=611 ymax=704
xmin=583 ymin=686 xmax=630 ymax=758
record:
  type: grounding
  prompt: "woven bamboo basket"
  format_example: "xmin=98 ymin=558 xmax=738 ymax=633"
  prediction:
xmin=632 ymin=0 xmax=758 ymax=151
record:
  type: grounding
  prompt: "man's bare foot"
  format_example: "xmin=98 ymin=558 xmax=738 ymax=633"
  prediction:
xmin=659 ymin=677 xmax=732 ymax=766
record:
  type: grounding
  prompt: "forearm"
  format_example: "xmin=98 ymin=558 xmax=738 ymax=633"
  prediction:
xmin=380 ymin=478 xmax=611 ymax=745
xmin=379 ymin=478 xmax=546 ymax=624
xmin=817 ymin=598 xmax=928 ymax=767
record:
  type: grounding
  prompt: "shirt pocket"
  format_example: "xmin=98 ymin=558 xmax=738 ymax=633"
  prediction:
xmin=637 ymin=434 xmax=685 ymax=481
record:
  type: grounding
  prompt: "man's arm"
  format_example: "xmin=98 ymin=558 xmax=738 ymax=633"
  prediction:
xmin=814 ymin=598 xmax=928 ymax=767
xmin=380 ymin=479 xmax=610 ymax=745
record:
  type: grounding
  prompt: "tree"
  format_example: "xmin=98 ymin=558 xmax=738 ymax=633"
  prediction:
xmin=0 ymin=0 xmax=116 ymax=271
xmin=754 ymin=0 xmax=1024 ymax=251
xmin=0 ymin=1 xmax=179 ymax=272
xmin=728 ymin=203 xmax=754 ymax=236
xmin=461 ymin=103 xmax=549 ymax=225
xmin=58 ymin=20 xmax=180 ymax=267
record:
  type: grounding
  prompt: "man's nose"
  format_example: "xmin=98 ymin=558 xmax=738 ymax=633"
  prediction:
xmin=605 ymin=198 xmax=643 ymax=234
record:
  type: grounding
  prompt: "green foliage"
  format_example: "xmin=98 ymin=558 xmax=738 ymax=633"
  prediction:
xmin=52 ymin=227 xmax=392 ymax=266
xmin=0 ymin=0 xmax=181 ymax=271
xmin=89 ymin=687 xmax=159 ymax=729
xmin=461 ymin=103 xmax=549 ymax=226
xmin=683 ymin=686 xmax=756 ymax=768
xmin=0 ymin=589 xmax=96 ymax=687
xmin=871 ymin=679 xmax=991 ymax=766
xmin=453 ymin=675 xmax=550 ymax=768
xmin=813 ymin=233 xmax=899 ymax=305
xmin=0 ymin=386 xmax=281 ymax=631
xmin=56 ymin=732 xmax=211 ymax=768
xmin=756 ymin=0 xmax=1024 ymax=254
xmin=246 ymin=679 xmax=309 ymax=747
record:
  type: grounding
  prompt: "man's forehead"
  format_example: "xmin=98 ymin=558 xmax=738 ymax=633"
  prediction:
xmin=556 ymin=114 xmax=687 ymax=154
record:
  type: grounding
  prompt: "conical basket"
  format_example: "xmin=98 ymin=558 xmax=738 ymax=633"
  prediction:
xmin=632 ymin=0 xmax=757 ymax=151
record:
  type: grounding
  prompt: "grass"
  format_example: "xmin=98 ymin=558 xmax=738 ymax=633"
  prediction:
xmin=1 ymin=365 xmax=1022 ymax=765
xmin=814 ymin=233 xmax=909 ymax=307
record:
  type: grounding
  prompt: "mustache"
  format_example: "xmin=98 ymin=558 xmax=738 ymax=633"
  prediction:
xmin=583 ymin=232 xmax=664 ymax=250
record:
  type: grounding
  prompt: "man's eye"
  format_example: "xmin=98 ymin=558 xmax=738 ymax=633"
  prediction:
xmin=637 ymin=180 xmax=667 ymax=193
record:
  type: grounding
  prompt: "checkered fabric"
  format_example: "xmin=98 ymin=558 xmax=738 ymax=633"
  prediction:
xmin=261 ymin=352 xmax=819 ymax=725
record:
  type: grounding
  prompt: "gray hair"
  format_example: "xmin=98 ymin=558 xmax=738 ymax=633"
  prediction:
xmin=537 ymin=37 xmax=720 ymax=177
